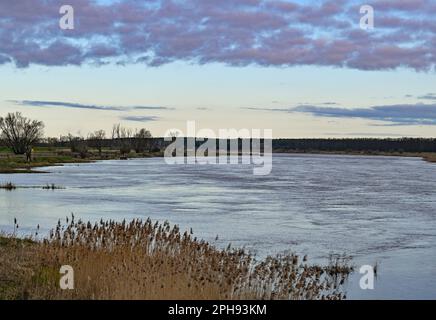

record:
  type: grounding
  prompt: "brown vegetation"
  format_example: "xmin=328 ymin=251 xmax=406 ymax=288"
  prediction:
xmin=0 ymin=217 xmax=352 ymax=300
xmin=0 ymin=147 xmax=164 ymax=174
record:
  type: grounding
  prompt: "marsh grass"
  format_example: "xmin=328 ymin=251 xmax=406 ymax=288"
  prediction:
xmin=0 ymin=182 xmax=16 ymax=190
xmin=42 ymin=184 xmax=63 ymax=190
xmin=0 ymin=182 xmax=64 ymax=190
xmin=0 ymin=217 xmax=353 ymax=300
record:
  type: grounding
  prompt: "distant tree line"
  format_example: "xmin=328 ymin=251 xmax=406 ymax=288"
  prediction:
xmin=1 ymin=113 xmax=436 ymax=162
xmin=88 ymin=137 xmax=436 ymax=154
xmin=272 ymin=138 xmax=436 ymax=153
xmin=47 ymin=124 xmax=157 ymax=158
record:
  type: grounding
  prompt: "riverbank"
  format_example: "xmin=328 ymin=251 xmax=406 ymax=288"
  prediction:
xmin=0 ymin=218 xmax=352 ymax=300
xmin=1 ymin=147 xmax=435 ymax=174
xmin=0 ymin=147 xmax=164 ymax=173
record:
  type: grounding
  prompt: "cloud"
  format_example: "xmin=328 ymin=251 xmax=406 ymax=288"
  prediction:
xmin=418 ymin=93 xmax=436 ymax=101
xmin=243 ymin=106 xmax=290 ymax=112
xmin=132 ymin=106 xmax=173 ymax=110
xmin=10 ymin=100 xmax=171 ymax=111
xmin=246 ymin=103 xmax=436 ymax=125
xmin=293 ymin=104 xmax=436 ymax=125
xmin=0 ymin=0 xmax=435 ymax=71
xmin=121 ymin=116 xmax=160 ymax=122
xmin=12 ymin=100 xmax=123 ymax=111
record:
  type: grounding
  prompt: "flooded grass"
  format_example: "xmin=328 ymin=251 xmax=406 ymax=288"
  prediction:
xmin=0 ymin=182 xmax=16 ymax=190
xmin=0 ymin=182 xmax=64 ymax=190
xmin=41 ymin=184 xmax=63 ymax=190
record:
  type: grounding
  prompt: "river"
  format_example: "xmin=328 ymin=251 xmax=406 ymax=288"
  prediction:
xmin=1 ymin=154 xmax=435 ymax=299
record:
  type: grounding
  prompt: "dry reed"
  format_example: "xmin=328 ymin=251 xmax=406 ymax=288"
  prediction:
xmin=0 ymin=216 xmax=352 ymax=300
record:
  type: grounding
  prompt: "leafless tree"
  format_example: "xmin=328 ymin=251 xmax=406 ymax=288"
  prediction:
xmin=112 ymin=124 xmax=133 ymax=155
xmin=66 ymin=133 xmax=88 ymax=158
xmin=88 ymin=130 xmax=106 ymax=155
xmin=169 ymin=131 xmax=180 ymax=138
xmin=0 ymin=112 xmax=44 ymax=162
xmin=133 ymin=128 xmax=152 ymax=153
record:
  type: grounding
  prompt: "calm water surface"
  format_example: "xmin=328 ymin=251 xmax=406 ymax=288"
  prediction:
xmin=1 ymin=154 xmax=435 ymax=299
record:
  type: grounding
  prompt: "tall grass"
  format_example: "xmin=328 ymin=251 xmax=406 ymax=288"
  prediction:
xmin=0 ymin=217 xmax=352 ymax=300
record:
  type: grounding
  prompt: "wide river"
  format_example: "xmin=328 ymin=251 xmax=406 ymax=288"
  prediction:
xmin=1 ymin=154 xmax=435 ymax=299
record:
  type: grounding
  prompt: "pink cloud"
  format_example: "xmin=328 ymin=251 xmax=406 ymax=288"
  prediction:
xmin=0 ymin=0 xmax=434 ymax=71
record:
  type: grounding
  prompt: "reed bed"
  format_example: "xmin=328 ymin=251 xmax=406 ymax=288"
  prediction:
xmin=42 ymin=183 xmax=63 ymax=190
xmin=0 ymin=182 xmax=16 ymax=190
xmin=0 ymin=182 xmax=63 ymax=191
xmin=0 ymin=217 xmax=352 ymax=300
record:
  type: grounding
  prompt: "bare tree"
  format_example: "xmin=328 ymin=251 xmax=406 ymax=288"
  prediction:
xmin=133 ymin=128 xmax=152 ymax=153
xmin=0 ymin=112 xmax=44 ymax=162
xmin=112 ymin=124 xmax=132 ymax=155
xmin=45 ymin=137 xmax=59 ymax=146
xmin=111 ymin=123 xmax=121 ymax=140
xmin=169 ymin=131 xmax=180 ymax=138
xmin=66 ymin=133 xmax=88 ymax=158
xmin=88 ymin=130 xmax=106 ymax=155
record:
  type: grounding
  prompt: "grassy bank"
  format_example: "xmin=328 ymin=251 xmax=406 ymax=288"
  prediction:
xmin=0 ymin=218 xmax=352 ymax=300
xmin=2 ymin=146 xmax=433 ymax=175
xmin=0 ymin=147 xmax=164 ymax=173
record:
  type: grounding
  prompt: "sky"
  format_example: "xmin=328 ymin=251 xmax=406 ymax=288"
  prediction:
xmin=1 ymin=0 xmax=436 ymax=138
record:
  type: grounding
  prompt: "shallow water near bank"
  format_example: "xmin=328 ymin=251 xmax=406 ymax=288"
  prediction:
xmin=1 ymin=154 xmax=435 ymax=299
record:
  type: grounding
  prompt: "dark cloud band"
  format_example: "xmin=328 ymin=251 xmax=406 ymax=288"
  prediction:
xmin=10 ymin=100 xmax=170 ymax=111
xmin=0 ymin=0 xmax=435 ymax=71
xmin=293 ymin=104 xmax=436 ymax=125
xmin=246 ymin=103 xmax=436 ymax=126
xmin=121 ymin=116 xmax=160 ymax=122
